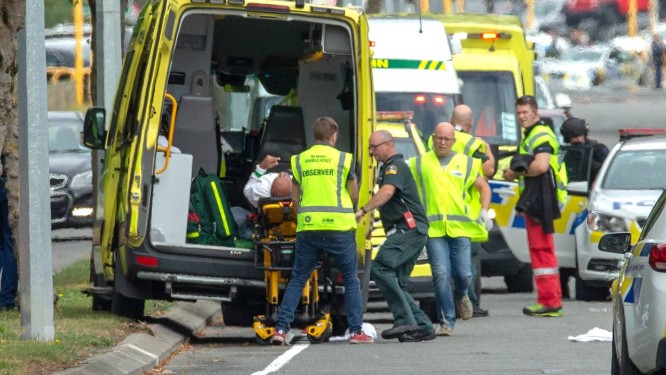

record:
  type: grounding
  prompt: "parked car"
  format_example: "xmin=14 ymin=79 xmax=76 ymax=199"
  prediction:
xmin=598 ymin=188 xmax=666 ymax=374
xmin=48 ymin=111 xmax=93 ymax=227
xmin=573 ymin=131 xmax=666 ymax=300
xmin=539 ymin=45 xmax=641 ymax=90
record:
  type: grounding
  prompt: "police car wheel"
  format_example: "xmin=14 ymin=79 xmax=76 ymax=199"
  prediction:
xmin=504 ymin=265 xmax=534 ymax=293
xmin=574 ymin=273 xmax=610 ymax=302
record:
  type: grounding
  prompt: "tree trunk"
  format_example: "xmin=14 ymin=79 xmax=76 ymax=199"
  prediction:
xmin=0 ymin=0 xmax=26 ymax=260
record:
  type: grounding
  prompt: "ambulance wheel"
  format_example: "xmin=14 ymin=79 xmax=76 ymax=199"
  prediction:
xmin=307 ymin=327 xmax=332 ymax=344
xmin=331 ymin=313 xmax=347 ymax=337
xmin=504 ymin=265 xmax=534 ymax=293
xmin=255 ymin=335 xmax=271 ymax=346
xmin=419 ymin=298 xmax=438 ymax=323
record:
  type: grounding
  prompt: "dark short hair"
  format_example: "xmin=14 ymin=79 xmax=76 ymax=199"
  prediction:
xmin=516 ymin=95 xmax=538 ymax=110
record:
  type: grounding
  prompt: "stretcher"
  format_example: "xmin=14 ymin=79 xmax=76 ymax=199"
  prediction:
xmin=251 ymin=196 xmax=333 ymax=344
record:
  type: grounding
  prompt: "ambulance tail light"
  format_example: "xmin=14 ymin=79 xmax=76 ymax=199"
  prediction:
xmin=649 ymin=243 xmax=666 ymax=272
xmin=136 ymin=255 xmax=158 ymax=268
xmin=414 ymin=94 xmax=426 ymax=104
xmin=433 ymin=95 xmax=445 ymax=105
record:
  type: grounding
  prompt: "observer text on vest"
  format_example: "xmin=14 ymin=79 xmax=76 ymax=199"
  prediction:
xmin=303 ymin=169 xmax=335 ymax=177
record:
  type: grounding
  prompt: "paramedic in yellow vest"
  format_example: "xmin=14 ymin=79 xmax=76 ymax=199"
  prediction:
xmin=502 ymin=95 xmax=566 ymax=318
xmin=410 ymin=122 xmax=491 ymax=337
xmin=272 ymin=117 xmax=374 ymax=345
xmin=450 ymin=104 xmax=494 ymax=318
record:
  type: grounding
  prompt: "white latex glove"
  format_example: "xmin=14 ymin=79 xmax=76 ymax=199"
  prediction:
xmin=480 ymin=208 xmax=493 ymax=231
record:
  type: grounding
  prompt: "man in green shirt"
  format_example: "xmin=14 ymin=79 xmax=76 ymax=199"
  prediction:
xmin=356 ymin=130 xmax=435 ymax=342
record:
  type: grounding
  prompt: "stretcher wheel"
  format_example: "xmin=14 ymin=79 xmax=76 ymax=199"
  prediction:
xmin=307 ymin=327 xmax=332 ymax=344
xmin=255 ymin=334 xmax=272 ymax=346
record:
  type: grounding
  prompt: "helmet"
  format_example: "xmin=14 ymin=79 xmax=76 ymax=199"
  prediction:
xmin=560 ymin=117 xmax=588 ymax=143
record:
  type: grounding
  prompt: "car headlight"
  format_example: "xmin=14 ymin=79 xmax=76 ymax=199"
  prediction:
xmin=586 ymin=211 xmax=627 ymax=232
xmin=70 ymin=170 xmax=92 ymax=189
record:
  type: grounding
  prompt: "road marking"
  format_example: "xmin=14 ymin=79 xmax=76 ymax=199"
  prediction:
xmin=252 ymin=342 xmax=310 ymax=375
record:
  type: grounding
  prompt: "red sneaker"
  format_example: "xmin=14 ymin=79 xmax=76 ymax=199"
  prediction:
xmin=349 ymin=331 xmax=374 ymax=344
xmin=272 ymin=330 xmax=287 ymax=345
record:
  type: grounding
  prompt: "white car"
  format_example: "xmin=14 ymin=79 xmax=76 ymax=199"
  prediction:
xmin=598 ymin=189 xmax=666 ymax=375
xmin=574 ymin=133 xmax=666 ymax=300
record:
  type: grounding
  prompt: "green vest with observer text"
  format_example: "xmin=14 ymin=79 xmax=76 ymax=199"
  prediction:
xmin=292 ymin=144 xmax=356 ymax=232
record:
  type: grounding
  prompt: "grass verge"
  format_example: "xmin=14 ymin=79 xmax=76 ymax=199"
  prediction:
xmin=0 ymin=259 xmax=172 ymax=375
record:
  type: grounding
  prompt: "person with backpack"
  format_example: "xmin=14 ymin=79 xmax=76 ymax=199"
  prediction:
xmin=271 ymin=117 xmax=374 ymax=345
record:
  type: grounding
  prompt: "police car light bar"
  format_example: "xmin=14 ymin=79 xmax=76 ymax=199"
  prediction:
xmin=618 ymin=128 xmax=666 ymax=141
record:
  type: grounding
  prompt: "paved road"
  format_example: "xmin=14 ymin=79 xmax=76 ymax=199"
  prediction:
xmin=153 ymin=86 xmax=666 ymax=374
xmin=160 ymin=279 xmax=613 ymax=374
xmin=51 ymin=227 xmax=91 ymax=273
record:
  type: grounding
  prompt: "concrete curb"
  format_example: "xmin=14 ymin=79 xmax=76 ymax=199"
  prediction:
xmin=54 ymin=300 xmax=222 ymax=375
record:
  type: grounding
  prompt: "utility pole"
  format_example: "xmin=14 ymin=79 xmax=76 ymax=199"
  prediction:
xmin=525 ymin=0 xmax=535 ymax=31
xmin=89 ymin=0 xmax=123 ymax=284
xmin=18 ymin=0 xmax=54 ymax=341
xmin=628 ymin=0 xmax=638 ymax=36
xmin=649 ymin=0 xmax=658 ymax=32
xmin=74 ymin=0 xmax=85 ymax=106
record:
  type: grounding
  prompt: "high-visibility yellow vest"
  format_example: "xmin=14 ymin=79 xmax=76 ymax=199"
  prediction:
xmin=519 ymin=124 xmax=568 ymax=204
xmin=453 ymin=131 xmax=488 ymax=242
xmin=410 ymin=151 xmax=480 ymax=238
xmin=452 ymin=130 xmax=486 ymax=157
xmin=292 ymin=144 xmax=356 ymax=232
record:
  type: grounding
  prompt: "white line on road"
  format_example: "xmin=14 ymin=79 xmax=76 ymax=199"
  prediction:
xmin=252 ymin=342 xmax=310 ymax=375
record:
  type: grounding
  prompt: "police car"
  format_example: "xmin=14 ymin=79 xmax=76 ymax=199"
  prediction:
xmin=598 ymin=188 xmax=666 ymax=375
xmin=574 ymin=131 xmax=666 ymax=300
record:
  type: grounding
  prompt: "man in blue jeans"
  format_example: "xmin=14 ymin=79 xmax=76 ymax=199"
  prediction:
xmin=0 ymin=176 xmax=17 ymax=311
xmin=410 ymin=122 xmax=491 ymax=336
xmin=271 ymin=117 xmax=373 ymax=344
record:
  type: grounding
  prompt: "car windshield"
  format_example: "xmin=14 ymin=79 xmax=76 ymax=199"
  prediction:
xmin=48 ymin=120 xmax=87 ymax=153
xmin=561 ymin=49 xmax=604 ymax=62
xmin=602 ymin=149 xmax=666 ymax=189
xmin=375 ymin=92 xmax=456 ymax=139
xmin=393 ymin=137 xmax=420 ymax=161
xmin=457 ymin=71 xmax=520 ymax=146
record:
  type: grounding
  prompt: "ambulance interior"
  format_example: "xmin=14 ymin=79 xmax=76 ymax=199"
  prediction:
xmin=150 ymin=11 xmax=360 ymax=247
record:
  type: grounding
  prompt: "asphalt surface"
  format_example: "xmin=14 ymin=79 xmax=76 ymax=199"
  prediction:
xmin=49 ymin=229 xmax=226 ymax=375
xmin=54 ymin=300 xmax=222 ymax=375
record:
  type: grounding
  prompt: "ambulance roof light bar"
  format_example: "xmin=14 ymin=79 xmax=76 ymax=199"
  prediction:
xmin=377 ymin=111 xmax=414 ymax=122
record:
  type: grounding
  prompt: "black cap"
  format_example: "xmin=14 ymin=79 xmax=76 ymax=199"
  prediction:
xmin=560 ymin=117 xmax=588 ymax=142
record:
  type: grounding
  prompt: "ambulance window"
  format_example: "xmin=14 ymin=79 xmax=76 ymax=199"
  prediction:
xmin=107 ymin=49 xmax=135 ymax=146
xmin=375 ymin=92 xmax=455 ymax=137
xmin=458 ymin=71 xmax=519 ymax=146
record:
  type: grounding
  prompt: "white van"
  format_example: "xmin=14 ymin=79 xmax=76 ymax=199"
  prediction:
xmin=368 ymin=16 xmax=462 ymax=137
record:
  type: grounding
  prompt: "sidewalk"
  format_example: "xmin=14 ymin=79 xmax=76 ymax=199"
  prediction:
xmin=54 ymin=300 xmax=222 ymax=375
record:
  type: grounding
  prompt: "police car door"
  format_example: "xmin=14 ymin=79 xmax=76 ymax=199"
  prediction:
xmin=493 ymin=145 xmax=593 ymax=269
